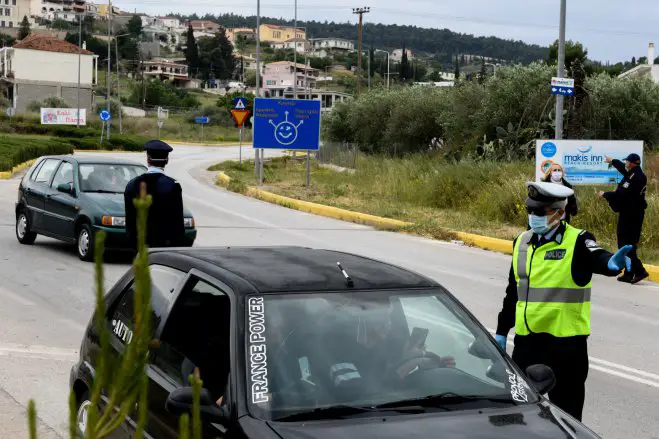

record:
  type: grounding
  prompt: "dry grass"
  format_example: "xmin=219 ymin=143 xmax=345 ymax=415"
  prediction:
xmin=211 ymin=154 xmax=659 ymax=263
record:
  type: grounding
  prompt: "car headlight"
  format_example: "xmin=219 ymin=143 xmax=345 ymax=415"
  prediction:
xmin=102 ymin=216 xmax=126 ymax=227
xmin=184 ymin=217 xmax=195 ymax=228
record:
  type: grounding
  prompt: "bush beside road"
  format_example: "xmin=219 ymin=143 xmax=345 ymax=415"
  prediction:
xmin=211 ymin=155 xmax=659 ymax=264
xmin=0 ymin=135 xmax=74 ymax=172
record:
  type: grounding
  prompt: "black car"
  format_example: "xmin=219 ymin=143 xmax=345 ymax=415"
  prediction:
xmin=70 ymin=247 xmax=602 ymax=439
xmin=15 ymin=155 xmax=197 ymax=260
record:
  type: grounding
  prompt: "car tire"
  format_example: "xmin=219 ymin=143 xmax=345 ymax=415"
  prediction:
xmin=16 ymin=209 xmax=37 ymax=245
xmin=77 ymin=223 xmax=94 ymax=262
xmin=76 ymin=389 xmax=92 ymax=437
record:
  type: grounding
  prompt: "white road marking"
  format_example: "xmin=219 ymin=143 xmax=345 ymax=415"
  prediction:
xmin=0 ymin=286 xmax=34 ymax=306
xmin=0 ymin=343 xmax=78 ymax=361
xmin=486 ymin=326 xmax=659 ymax=389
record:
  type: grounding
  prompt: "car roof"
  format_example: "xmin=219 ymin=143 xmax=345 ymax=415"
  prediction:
xmin=149 ymin=246 xmax=438 ymax=294
xmin=39 ymin=155 xmax=146 ymax=167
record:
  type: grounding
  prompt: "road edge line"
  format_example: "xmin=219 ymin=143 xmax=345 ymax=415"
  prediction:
xmin=215 ymin=171 xmax=659 ymax=282
xmin=0 ymin=159 xmax=37 ymax=179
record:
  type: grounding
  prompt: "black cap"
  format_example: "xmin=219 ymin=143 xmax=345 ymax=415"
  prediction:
xmin=624 ymin=153 xmax=641 ymax=165
xmin=144 ymin=140 xmax=172 ymax=161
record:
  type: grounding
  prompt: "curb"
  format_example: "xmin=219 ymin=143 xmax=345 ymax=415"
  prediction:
xmin=163 ymin=140 xmax=251 ymax=147
xmin=215 ymin=171 xmax=659 ymax=283
xmin=216 ymin=172 xmax=409 ymax=230
xmin=0 ymin=159 xmax=36 ymax=179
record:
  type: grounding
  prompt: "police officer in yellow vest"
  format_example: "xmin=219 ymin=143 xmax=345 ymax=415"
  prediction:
xmin=495 ymin=182 xmax=633 ymax=422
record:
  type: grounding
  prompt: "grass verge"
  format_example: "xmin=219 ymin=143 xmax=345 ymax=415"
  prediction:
xmin=210 ymin=155 xmax=659 ymax=264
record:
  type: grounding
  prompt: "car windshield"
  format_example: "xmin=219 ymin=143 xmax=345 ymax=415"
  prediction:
xmin=245 ymin=289 xmax=539 ymax=421
xmin=79 ymin=164 xmax=145 ymax=193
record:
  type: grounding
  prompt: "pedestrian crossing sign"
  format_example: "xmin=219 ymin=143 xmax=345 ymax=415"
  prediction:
xmin=234 ymin=97 xmax=247 ymax=110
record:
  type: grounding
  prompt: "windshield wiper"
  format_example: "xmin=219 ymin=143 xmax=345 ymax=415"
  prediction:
xmin=273 ymin=404 xmax=424 ymax=422
xmin=375 ymin=393 xmax=514 ymax=410
xmin=84 ymin=190 xmax=122 ymax=194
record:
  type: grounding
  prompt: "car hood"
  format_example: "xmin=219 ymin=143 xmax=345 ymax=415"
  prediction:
xmin=266 ymin=402 xmax=600 ymax=439
xmin=82 ymin=193 xmax=193 ymax=217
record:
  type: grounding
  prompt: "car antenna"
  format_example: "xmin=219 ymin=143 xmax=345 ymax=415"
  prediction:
xmin=337 ymin=262 xmax=354 ymax=287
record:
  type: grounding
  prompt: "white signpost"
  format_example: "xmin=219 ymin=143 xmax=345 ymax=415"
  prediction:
xmin=40 ymin=108 xmax=87 ymax=125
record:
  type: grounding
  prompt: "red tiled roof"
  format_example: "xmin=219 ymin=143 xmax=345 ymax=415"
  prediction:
xmin=14 ymin=34 xmax=93 ymax=55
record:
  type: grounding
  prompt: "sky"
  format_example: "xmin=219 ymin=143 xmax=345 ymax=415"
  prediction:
xmin=112 ymin=0 xmax=659 ymax=63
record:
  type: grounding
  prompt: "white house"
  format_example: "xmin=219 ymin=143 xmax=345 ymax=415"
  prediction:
xmin=309 ymin=38 xmax=354 ymax=52
xmin=618 ymin=42 xmax=659 ymax=83
xmin=272 ymin=39 xmax=310 ymax=54
xmin=30 ymin=0 xmax=85 ymax=22
xmin=156 ymin=16 xmax=183 ymax=30
xmin=391 ymin=48 xmax=414 ymax=62
xmin=0 ymin=0 xmax=33 ymax=30
xmin=0 ymin=33 xmax=99 ymax=112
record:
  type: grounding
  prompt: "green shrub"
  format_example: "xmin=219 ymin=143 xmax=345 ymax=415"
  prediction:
xmin=0 ymin=135 xmax=74 ymax=171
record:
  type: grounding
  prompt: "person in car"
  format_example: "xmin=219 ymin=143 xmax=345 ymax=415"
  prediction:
xmin=317 ymin=300 xmax=455 ymax=400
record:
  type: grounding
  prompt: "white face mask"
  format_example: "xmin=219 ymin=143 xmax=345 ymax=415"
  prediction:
xmin=551 ymin=171 xmax=563 ymax=182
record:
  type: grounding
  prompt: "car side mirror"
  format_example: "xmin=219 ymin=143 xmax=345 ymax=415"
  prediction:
xmin=57 ymin=183 xmax=74 ymax=195
xmin=468 ymin=338 xmax=493 ymax=360
xmin=485 ymin=362 xmax=508 ymax=383
xmin=165 ymin=387 xmax=229 ymax=424
xmin=525 ymin=364 xmax=556 ymax=395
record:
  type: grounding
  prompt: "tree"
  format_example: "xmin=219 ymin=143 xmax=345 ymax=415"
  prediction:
xmin=479 ymin=57 xmax=486 ymax=84
xmin=197 ymin=30 xmax=236 ymax=81
xmin=0 ymin=33 xmax=15 ymax=47
xmin=126 ymin=14 xmax=143 ymax=38
xmin=399 ymin=46 xmax=410 ymax=81
xmin=548 ymin=40 xmax=588 ymax=75
xmin=18 ymin=16 xmax=30 ymax=40
xmin=185 ymin=23 xmax=200 ymax=78
xmin=631 ymin=56 xmax=636 ymax=66
xmin=369 ymin=46 xmax=375 ymax=78
xmin=454 ymin=56 xmax=460 ymax=79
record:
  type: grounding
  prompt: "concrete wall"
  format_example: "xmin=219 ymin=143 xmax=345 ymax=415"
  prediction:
xmin=13 ymin=48 xmax=95 ymax=85
xmin=14 ymin=80 xmax=93 ymax=112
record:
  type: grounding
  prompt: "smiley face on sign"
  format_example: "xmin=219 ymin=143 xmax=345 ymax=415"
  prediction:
xmin=269 ymin=111 xmax=303 ymax=146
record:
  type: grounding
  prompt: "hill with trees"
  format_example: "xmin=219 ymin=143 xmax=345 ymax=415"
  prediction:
xmin=168 ymin=13 xmax=548 ymax=65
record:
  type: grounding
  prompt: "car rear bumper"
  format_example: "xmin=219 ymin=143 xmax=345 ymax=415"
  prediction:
xmin=92 ymin=226 xmax=197 ymax=250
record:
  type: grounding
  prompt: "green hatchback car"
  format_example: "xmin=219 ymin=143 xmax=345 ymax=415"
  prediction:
xmin=15 ymin=155 xmax=197 ymax=261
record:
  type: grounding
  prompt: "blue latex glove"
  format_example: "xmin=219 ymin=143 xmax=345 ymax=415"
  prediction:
xmin=495 ymin=334 xmax=507 ymax=351
xmin=608 ymin=245 xmax=633 ymax=272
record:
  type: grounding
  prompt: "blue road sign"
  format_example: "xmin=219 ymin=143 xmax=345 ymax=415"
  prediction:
xmin=99 ymin=110 xmax=111 ymax=122
xmin=234 ymin=97 xmax=247 ymax=110
xmin=253 ymin=98 xmax=321 ymax=151
xmin=551 ymin=86 xmax=574 ymax=96
xmin=195 ymin=116 xmax=210 ymax=124
xmin=550 ymin=77 xmax=575 ymax=96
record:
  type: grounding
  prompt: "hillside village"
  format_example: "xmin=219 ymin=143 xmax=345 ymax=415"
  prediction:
xmin=0 ymin=0 xmax=534 ymax=117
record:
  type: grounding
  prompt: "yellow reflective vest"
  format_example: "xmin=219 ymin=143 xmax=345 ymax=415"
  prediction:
xmin=512 ymin=224 xmax=591 ymax=337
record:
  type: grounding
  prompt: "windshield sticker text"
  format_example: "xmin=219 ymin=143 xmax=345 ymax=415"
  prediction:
xmin=506 ymin=369 xmax=528 ymax=403
xmin=248 ymin=297 xmax=269 ymax=404
xmin=112 ymin=319 xmax=133 ymax=344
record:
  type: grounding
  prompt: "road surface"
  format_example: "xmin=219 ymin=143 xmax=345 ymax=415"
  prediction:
xmin=0 ymin=146 xmax=657 ymax=438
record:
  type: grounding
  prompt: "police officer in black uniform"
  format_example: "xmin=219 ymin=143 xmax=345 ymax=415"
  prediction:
xmin=599 ymin=153 xmax=649 ymax=284
xmin=124 ymin=140 xmax=185 ymax=249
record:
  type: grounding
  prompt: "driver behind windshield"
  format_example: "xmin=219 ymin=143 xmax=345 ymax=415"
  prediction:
xmin=316 ymin=299 xmax=455 ymax=401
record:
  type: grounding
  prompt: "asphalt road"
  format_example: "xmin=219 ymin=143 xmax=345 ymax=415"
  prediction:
xmin=0 ymin=146 xmax=657 ymax=439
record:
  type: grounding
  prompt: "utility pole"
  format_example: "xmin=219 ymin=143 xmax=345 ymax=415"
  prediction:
xmin=352 ymin=6 xmax=370 ymax=95
xmin=106 ymin=0 xmax=112 ymax=141
xmin=77 ymin=13 xmax=81 ymax=128
xmin=255 ymin=0 xmax=262 ymax=184
xmin=293 ymin=0 xmax=297 ymax=99
xmin=115 ymin=35 xmax=122 ymax=133
xmin=555 ymin=0 xmax=566 ymax=140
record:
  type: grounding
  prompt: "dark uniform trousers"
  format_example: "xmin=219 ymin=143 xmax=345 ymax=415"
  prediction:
xmin=618 ymin=210 xmax=645 ymax=275
xmin=513 ymin=333 xmax=588 ymax=421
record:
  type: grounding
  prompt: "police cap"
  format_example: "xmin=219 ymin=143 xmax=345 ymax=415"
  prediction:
xmin=624 ymin=153 xmax=641 ymax=165
xmin=526 ymin=181 xmax=573 ymax=209
xmin=144 ymin=140 xmax=173 ymax=161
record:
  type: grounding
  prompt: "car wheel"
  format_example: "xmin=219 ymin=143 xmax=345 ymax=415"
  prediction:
xmin=77 ymin=224 xmax=94 ymax=262
xmin=16 ymin=210 xmax=37 ymax=245
xmin=76 ymin=390 xmax=92 ymax=436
